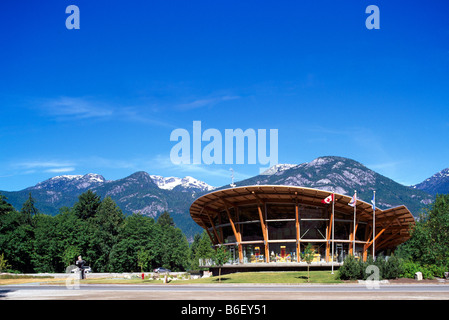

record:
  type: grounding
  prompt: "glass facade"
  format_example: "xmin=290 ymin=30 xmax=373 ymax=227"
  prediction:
xmin=192 ymin=186 xmax=415 ymax=268
xmin=207 ymin=203 xmax=369 ymax=264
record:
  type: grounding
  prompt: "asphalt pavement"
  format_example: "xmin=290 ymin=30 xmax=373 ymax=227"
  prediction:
xmin=2 ymin=283 xmax=449 ymax=300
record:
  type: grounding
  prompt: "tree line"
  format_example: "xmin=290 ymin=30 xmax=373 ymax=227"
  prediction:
xmin=0 ymin=190 xmax=215 ymax=273
xmin=339 ymin=194 xmax=449 ymax=280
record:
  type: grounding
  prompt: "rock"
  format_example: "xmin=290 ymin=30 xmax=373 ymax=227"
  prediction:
xmin=415 ymin=272 xmax=423 ymax=281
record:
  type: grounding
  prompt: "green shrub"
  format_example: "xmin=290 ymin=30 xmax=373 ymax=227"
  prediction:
xmin=400 ymin=260 xmax=447 ymax=279
xmin=400 ymin=260 xmax=420 ymax=278
xmin=383 ymin=255 xmax=403 ymax=279
xmin=425 ymin=264 xmax=446 ymax=278
xmin=418 ymin=265 xmax=433 ymax=279
xmin=338 ymin=255 xmax=362 ymax=280
xmin=373 ymin=255 xmax=387 ymax=280
xmin=361 ymin=255 xmax=375 ymax=280
xmin=432 ymin=265 xmax=449 ymax=278
xmin=339 ymin=255 xmax=447 ymax=280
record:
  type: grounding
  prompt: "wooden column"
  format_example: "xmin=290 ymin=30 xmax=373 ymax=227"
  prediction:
xmin=362 ymin=223 xmax=372 ymax=261
xmin=349 ymin=226 xmax=353 ymax=256
xmin=217 ymin=211 xmax=223 ymax=243
xmin=349 ymin=221 xmax=359 ymax=256
xmin=222 ymin=199 xmax=243 ymax=264
xmin=295 ymin=202 xmax=300 ymax=262
xmin=199 ymin=217 xmax=216 ymax=245
xmin=236 ymin=207 xmax=243 ymax=263
xmin=363 ymin=216 xmax=395 ymax=259
xmin=363 ymin=227 xmax=386 ymax=257
xmin=257 ymin=203 xmax=270 ymax=263
xmin=207 ymin=213 xmax=221 ymax=245
xmin=325 ymin=205 xmax=333 ymax=262
xmin=252 ymin=191 xmax=269 ymax=263
xmin=376 ymin=232 xmax=398 ymax=252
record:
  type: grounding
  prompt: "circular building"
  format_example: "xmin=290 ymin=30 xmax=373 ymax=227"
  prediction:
xmin=190 ymin=185 xmax=415 ymax=267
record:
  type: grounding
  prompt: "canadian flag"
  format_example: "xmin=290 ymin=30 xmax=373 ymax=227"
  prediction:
xmin=321 ymin=194 xmax=334 ymax=204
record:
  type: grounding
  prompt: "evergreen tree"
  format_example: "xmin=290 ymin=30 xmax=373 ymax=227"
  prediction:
xmin=154 ymin=211 xmax=190 ymax=271
xmin=74 ymin=190 xmax=101 ymax=220
xmin=159 ymin=225 xmax=190 ymax=271
xmin=20 ymin=192 xmax=40 ymax=225
xmin=61 ymin=245 xmax=81 ymax=269
xmin=0 ymin=194 xmax=15 ymax=216
xmin=109 ymin=213 xmax=160 ymax=272
xmin=32 ymin=214 xmax=62 ymax=272
xmin=189 ymin=230 xmax=214 ymax=270
xmin=0 ymin=196 xmax=34 ymax=272
xmin=88 ymin=196 xmax=124 ymax=272
xmin=425 ymin=194 xmax=449 ymax=266
xmin=0 ymin=190 xmax=203 ymax=274
xmin=54 ymin=207 xmax=90 ymax=271
xmin=338 ymin=255 xmax=362 ymax=280
xmin=157 ymin=211 xmax=175 ymax=228
xmin=397 ymin=194 xmax=449 ymax=268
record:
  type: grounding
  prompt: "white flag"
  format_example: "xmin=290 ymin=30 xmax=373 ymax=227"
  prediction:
xmin=348 ymin=192 xmax=357 ymax=207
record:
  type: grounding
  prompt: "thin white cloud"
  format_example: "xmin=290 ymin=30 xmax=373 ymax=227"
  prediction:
xmin=44 ymin=167 xmax=76 ymax=173
xmin=366 ymin=161 xmax=405 ymax=171
xmin=176 ymin=95 xmax=239 ymax=111
xmin=39 ymin=96 xmax=176 ymax=128
xmin=117 ymin=107 xmax=177 ymax=128
xmin=42 ymin=96 xmax=113 ymax=120
xmin=6 ymin=160 xmax=78 ymax=177
xmin=15 ymin=160 xmax=76 ymax=169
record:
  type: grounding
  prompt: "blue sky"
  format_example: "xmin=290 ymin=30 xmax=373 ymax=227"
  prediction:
xmin=1 ymin=0 xmax=448 ymax=191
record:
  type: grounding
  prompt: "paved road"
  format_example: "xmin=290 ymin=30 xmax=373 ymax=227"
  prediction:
xmin=2 ymin=283 xmax=449 ymax=300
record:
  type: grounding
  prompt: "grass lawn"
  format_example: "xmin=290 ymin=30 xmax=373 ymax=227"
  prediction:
xmin=0 ymin=274 xmax=57 ymax=285
xmin=1 ymin=271 xmax=344 ymax=285
xmin=78 ymin=271 xmax=343 ymax=285
xmin=180 ymin=271 xmax=343 ymax=284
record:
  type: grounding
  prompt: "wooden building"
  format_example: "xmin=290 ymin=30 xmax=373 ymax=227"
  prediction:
xmin=190 ymin=185 xmax=415 ymax=266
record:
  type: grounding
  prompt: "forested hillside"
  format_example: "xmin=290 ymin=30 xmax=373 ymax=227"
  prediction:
xmin=0 ymin=191 xmax=212 ymax=273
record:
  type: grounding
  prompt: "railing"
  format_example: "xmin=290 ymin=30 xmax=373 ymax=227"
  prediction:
xmin=199 ymin=257 xmax=342 ymax=267
xmin=199 ymin=258 xmax=240 ymax=267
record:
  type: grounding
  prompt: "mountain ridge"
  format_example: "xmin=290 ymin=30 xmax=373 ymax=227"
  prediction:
xmin=223 ymin=156 xmax=434 ymax=214
xmin=1 ymin=156 xmax=446 ymax=240
xmin=412 ymin=167 xmax=449 ymax=196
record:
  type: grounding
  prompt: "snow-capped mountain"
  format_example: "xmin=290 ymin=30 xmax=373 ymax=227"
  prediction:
xmin=0 ymin=156 xmax=444 ymax=240
xmin=260 ymin=164 xmax=297 ymax=175
xmin=29 ymin=172 xmax=214 ymax=193
xmin=2 ymin=171 xmax=215 ymax=240
xmin=31 ymin=173 xmax=107 ymax=191
xmin=413 ymin=168 xmax=449 ymax=196
xmin=230 ymin=156 xmax=434 ymax=214
xmin=150 ymin=175 xmax=215 ymax=191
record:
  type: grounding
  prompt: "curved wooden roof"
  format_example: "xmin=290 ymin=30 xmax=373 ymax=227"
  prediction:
xmin=190 ymin=185 xmax=415 ymax=250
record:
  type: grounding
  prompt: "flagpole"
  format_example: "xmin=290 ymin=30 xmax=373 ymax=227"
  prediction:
xmin=331 ymin=192 xmax=335 ymax=274
xmin=372 ymin=191 xmax=376 ymax=261
xmin=353 ymin=190 xmax=356 ymax=255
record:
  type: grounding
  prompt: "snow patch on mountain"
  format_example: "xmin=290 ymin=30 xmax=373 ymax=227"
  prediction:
xmin=307 ymin=157 xmax=333 ymax=168
xmin=260 ymin=164 xmax=297 ymax=175
xmin=30 ymin=171 xmax=214 ymax=194
xmin=413 ymin=167 xmax=449 ymax=195
xmin=150 ymin=175 xmax=215 ymax=191
xmin=33 ymin=173 xmax=106 ymax=190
